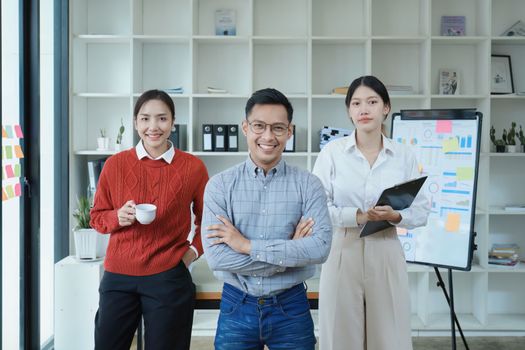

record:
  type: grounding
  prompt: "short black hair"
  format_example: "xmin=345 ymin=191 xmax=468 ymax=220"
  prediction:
xmin=345 ymin=75 xmax=391 ymax=112
xmin=134 ymin=89 xmax=175 ymax=121
xmin=245 ymin=88 xmax=293 ymax=122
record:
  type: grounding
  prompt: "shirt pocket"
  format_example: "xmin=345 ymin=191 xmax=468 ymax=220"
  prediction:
xmin=381 ymin=168 xmax=406 ymax=189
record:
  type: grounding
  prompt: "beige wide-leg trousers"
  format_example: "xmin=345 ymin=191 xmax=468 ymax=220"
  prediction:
xmin=318 ymin=227 xmax=413 ymax=350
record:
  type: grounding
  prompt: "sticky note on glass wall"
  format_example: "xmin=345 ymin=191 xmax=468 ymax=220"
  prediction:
xmin=5 ymin=165 xmax=14 ymax=178
xmin=4 ymin=126 xmax=13 ymax=138
xmin=4 ymin=146 xmax=13 ymax=159
xmin=14 ymin=182 xmax=21 ymax=197
xmin=14 ymin=125 xmax=24 ymax=138
xmin=5 ymin=185 xmax=14 ymax=198
xmin=442 ymin=137 xmax=460 ymax=153
xmin=14 ymin=145 xmax=24 ymax=158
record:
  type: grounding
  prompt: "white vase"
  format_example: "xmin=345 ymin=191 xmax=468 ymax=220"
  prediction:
xmin=73 ymin=228 xmax=98 ymax=260
xmin=114 ymin=142 xmax=121 ymax=152
xmin=507 ymin=145 xmax=517 ymax=153
xmin=97 ymin=137 xmax=109 ymax=151
xmin=73 ymin=228 xmax=109 ymax=260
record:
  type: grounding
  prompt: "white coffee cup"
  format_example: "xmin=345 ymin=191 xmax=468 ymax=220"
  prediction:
xmin=135 ymin=204 xmax=157 ymax=225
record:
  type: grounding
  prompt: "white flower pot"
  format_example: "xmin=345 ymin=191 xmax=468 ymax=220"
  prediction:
xmin=97 ymin=137 xmax=110 ymax=151
xmin=114 ymin=142 xmax=121 ymax=152
xmin=506 ymin=145 xmax=517 ymax=153
xmin=73 ymin=228 xmax=109 ymax=261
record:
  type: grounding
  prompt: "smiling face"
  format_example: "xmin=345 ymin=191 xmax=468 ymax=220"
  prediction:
xmin=242 ymin=103 xmax=291 ymax=173
xmin=134 ymin=99 xmax=174 ymax=158
xmin=348 ymin=85 xmax=390 ymax=134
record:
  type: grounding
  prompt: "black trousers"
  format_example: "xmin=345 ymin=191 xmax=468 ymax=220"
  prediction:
xmin=94 ymin=261 xmax=196 ymax=350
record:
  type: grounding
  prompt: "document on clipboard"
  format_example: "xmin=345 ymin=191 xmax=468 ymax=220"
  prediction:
xmin=360 ymin=176 xmax=428 ymax=237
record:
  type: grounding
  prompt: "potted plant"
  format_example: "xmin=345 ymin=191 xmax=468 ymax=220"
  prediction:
xmin=97 ymin=128 xmax=109 ymax=151
xmin=518 ymin=125 xmax=525 ymax=152
xmin=506 ymin=122 xmax=518 ymax=153
xmin=72 ymin=196 xmax=109 ymax=260
xmin=490 ymin=126 xmax=506 ymax=153
xmin=114 ymin=118 xmax=125 ymax=151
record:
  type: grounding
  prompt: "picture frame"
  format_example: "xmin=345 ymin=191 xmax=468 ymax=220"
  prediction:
xmin=491 ymin=55 xmax=514 ymax=94
xmin=439 ymin=69 xmax=460 ymax=95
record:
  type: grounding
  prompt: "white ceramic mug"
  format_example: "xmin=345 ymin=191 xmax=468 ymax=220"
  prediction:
xmin=135 ymin=204 xmax=157 ymax=224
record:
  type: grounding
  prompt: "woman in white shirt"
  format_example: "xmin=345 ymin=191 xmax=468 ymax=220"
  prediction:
xmin=313 ymin=76 xmax=429 ymax=350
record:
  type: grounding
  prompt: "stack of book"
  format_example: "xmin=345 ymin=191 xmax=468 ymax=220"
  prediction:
xmin=207 ymin=86 xmax=228 ymax=94
xmin=331 ymin=86 xmax=348 ymax=95
xmin=504 ymin=205 xmax=525 ymax=212
xmin=385 ymin=84 xmax=413 ymax=95
xmin=164 ymin=87 xmax=184 ymax=94
xmin=489 ymin=243 xmax=520 ymax=268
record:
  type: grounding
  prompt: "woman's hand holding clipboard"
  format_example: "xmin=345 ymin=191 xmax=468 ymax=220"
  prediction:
xmin=360 ymin=176 xmax=428 ymax=237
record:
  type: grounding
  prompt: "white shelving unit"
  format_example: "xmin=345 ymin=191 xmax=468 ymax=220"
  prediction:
xmin=70 ymin=0 xmax=525 ymax=333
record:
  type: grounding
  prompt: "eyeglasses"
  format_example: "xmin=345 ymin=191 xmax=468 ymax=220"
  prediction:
xmin=248 ymin=121 xmax=290 ymax=136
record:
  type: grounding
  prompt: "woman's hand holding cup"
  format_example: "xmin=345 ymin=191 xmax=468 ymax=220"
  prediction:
xmin=118 ymin=200 xmax=136 ymax=227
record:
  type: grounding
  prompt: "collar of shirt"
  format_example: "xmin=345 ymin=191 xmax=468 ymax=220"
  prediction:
xmin=245 ymin=155 xmax=286 ymax=178
xmin=344 ymin=130 xmax=396 ymax=156
xmin=135 ymin=140 xmax=175 ymax=164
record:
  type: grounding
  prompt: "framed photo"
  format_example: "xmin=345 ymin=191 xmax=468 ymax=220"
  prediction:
xmin=491 ymin=55 xmax=514 ymax=94
xmin=439 ymin=69 xmax=460 ymax=95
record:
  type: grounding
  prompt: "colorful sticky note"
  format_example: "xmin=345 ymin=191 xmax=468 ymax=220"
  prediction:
xmin=442 ymin=137 xmax=460 ymax=153
xmin=5 ymin=185 xmax=14 ymax=198
xmin=445 ymin=213 xmax=461 ymax=232
xmin=4 ymin=126 xmax=13 ymax=138
xmin=436 ymin=120 xmax=452 ymax=133
xmin=2 ymin=188 xmax=8 ymax=201
xmin=14 ymin=182 xmax=21 ymax=197
xmin=2 ymin=127 xmax=7 ymax=138
xmin=14 ymin=125 xmax=24 ymax=138
xmin=4 ymin=146 xmax=13 ymax=159
xmin=14 ymin=164 xmax=21 ymax=177
xmin=456 ymin=167 xmax=474 ymax=181
xmin=14 ymin=145 xmax=24 ymax=159
xmin=5 ymin=165 xmax=14 ymax=178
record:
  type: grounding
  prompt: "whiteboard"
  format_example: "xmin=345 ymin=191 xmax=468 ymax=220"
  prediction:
xmin=391 ymin=110 xmax=482 ymax=271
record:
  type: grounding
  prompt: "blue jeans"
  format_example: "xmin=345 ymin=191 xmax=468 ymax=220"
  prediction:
xmin=214 ymin=283 xmax=316 ymax=350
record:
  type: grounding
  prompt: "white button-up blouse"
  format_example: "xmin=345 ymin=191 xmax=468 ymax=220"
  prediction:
xmin=313 ymin=131 xmax=429 ymax=231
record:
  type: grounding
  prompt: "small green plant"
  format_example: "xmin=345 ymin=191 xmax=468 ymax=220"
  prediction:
xmin=99 ymin=128 xmax=106 ymax=138
xmin=518 ymin=125 xmax=525 ymax=146
xmin=116 ymin=119 xmax=125 ymax=144
xmin=73 ymin=196 xmax=91 ymax=229
xmin=507 ymin=122 xmax=517 ymax=145
xmin=490 ymin=126 xmax=505 ymax=147
xmin=490 ymin=125 xmax=496 ymax=145
xmin=495 ymin=139 xmax=506 ymax=146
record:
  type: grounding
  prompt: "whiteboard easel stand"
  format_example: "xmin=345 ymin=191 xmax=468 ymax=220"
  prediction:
xmin=433 ymin=231 xmax=477 ymax=350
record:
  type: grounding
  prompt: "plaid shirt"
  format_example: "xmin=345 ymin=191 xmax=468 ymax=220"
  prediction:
xmin=202 ymin=157 xmax=332 ymax=297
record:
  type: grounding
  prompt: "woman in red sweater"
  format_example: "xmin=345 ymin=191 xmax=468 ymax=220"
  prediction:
xmin=90 ymin=89 xmax=209 ymax=350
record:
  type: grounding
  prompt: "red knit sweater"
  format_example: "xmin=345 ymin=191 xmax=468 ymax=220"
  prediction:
xmin=90 ymin=149 xmax=208 ymax=276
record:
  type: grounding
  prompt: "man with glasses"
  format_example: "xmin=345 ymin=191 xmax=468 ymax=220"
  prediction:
xmin=202 ymin=88 xmax=332 ymax=350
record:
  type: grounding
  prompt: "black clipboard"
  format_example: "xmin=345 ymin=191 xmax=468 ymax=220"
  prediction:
xmin=360 ymin=176 xmax=428 ymax=237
